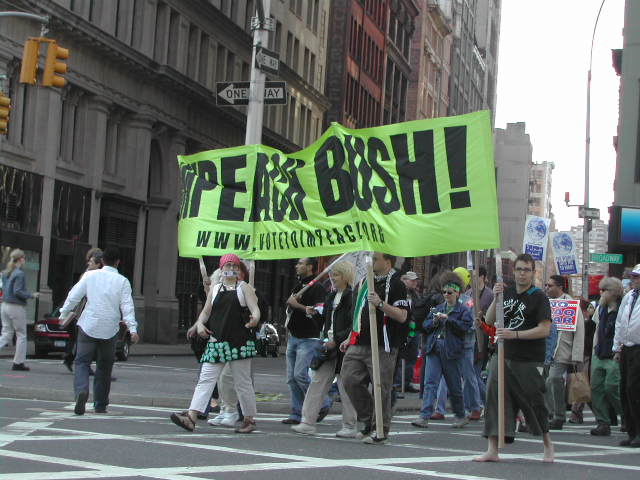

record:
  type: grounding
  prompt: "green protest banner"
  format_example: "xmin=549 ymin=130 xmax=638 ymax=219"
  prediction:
xmin=177 ymin=110 xmax=499 ymax=259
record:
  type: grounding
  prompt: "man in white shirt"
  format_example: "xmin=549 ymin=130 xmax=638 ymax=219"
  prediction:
xmin=613 ymin=264 xmax=640 ymax=447
xmin=60 ymin=246 xmax=139 ymax=415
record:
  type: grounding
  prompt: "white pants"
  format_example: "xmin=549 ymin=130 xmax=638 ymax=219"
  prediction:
xmin=0 ymin=303 xmax=28 ymax=364
xmin=301 ymin=357 xmax=357 ymax=429
xmin=189 ymin=359 xmax=256 ymax=417
xmin=218 ymin=363 xmax=239 ymax=413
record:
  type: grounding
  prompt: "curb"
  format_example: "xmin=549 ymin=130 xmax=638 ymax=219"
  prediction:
xmin=0 ymin=385 xmax=420 ymax=415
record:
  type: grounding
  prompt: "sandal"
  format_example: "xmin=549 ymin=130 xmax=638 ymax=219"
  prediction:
xmin=170 ymin=412 xmax=196 ymax=432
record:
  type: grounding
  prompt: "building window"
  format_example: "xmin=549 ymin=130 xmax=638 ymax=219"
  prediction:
xmin=0 ymin=165 xmax=43 ymax=235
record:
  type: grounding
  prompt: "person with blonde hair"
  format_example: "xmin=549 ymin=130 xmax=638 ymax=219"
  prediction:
xmin=292 ymin=260 xmax=358 ymax=437
xmin=0 ymin=249 xmax=40 ymax=371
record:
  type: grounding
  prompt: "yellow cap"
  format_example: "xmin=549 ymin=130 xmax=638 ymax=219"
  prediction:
xmin=453 ymin=267 xmax=471 ymax=289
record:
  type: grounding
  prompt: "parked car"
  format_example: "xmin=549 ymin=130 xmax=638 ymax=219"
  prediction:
xmin=34 ymin=307 xmax=132 ymax=361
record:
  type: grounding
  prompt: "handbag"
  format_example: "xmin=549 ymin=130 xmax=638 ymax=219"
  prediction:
xmin=567 ymin=367 xmax=591 ymax=404
xmin=309 ymin=346 xmax=337 ymax=370
xmin=190 ymin=334 xmax=208 ymax=360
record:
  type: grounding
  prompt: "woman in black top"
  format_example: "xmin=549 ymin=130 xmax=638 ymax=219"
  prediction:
xmin=291 ymin=261 xmax=358 ymax=437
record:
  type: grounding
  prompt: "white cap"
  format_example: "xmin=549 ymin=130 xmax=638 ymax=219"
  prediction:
xmin=404 ymin=271 xmax=419 ymax=280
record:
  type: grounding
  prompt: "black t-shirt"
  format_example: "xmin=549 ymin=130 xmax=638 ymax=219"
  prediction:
xmin=287 ymin=275 xmax=327 ymax=338
xmin=355 ymin=272 xmax=410 ymax=348
xmin=502 ymin=286 xmax=551 ymax=362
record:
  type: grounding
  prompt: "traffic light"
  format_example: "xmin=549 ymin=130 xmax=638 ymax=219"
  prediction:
xmin=42 ymin=41 xmax=69 ymax=88
xmin=0 ymin=92 xmax=10 ymax=135
xmin=19 ymin=37 xmax=41 ymax=84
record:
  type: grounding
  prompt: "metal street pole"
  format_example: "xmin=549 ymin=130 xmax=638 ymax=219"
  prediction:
xmin=582 ymin=0 xmax=606 ymax=299
xmin=245 ymin=0 xmax=271 ymax=147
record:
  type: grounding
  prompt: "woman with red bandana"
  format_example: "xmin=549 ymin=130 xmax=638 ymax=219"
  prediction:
xmin=170 ymin=253 xmax=261 ymax=434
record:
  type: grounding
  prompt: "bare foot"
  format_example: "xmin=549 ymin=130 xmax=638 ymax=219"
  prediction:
xmin=473 ymin=452 xmax=500 ymax=462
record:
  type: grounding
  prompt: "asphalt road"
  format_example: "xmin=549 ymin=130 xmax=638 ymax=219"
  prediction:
xmin=1 ymin=397 xmax=638 ymax=480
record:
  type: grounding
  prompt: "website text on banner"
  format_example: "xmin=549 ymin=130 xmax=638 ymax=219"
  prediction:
xmin=177 ymin=111 xmax=500 ymax=260
xmin=550 ymin=299 xmax=579 ymax=332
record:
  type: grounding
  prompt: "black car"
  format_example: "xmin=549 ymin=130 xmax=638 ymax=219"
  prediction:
xmin=34 ymin=307 xmax=132 ymax=361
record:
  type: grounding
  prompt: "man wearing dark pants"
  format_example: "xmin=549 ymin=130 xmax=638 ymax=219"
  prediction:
xmin=613 ymin=264 xmax=640 ymax=447
xmin=59 ymin=246 xmax=139 ymax=415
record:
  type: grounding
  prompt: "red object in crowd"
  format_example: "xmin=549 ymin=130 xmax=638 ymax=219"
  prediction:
xmin=589 ymin=275 xmax=605 ymax=297
xmin=479 ymin=321 xmax=496 ymax=344
xmin=413 ymin=355 xmax=423 ymax=384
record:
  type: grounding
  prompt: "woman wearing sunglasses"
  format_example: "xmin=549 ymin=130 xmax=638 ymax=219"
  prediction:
xmin=412 ymin=271 xmax=473 ymax=429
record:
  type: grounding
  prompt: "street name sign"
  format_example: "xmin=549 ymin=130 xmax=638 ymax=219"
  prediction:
xmin=216 ymin=81 xmax=287 ymax=106
xmin=255 ymin=46 xmax=280 ymax=75
xmin=590 ymin=253 xmax=623 ymax=264
xmin=578 ymin=206 xmax=600 ymax=219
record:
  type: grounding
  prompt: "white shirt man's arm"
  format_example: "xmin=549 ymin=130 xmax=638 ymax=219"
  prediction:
xmin=120 ymin=279 xmax=137 ymax=334
xmin=59 ymin=276 xmax=88 ymax=317
xmin=612 ymin=293 xmax=629 ymax=353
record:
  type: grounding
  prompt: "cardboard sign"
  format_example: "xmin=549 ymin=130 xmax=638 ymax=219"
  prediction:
xmin=550 ymin=298 xmax=580 ymax=332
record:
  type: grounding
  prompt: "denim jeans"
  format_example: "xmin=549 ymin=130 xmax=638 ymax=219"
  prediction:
xmin=286 ymin=335 xmax=330 ymax=421
xmin=420 ymin=342 xmax=465 ymax=419
xmin=435 ymin=376 xmax=447 ymax=414
xmin=474 ymin=359 xmax=486 ymax=408
xmin=74 ymin=328 xmax=117 ymax=410
xmin=462 ymin=346 xmax=482 ymax=413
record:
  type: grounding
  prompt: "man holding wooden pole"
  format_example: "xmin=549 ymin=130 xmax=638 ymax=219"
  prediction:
xmin=340 ymin=252 xmax=409 ymax=444
xmin=475 ymin=253 xmax=555 ymax=463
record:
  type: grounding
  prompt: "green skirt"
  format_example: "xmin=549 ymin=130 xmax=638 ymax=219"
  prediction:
xmin=200 ymin=339 xmax=258 ymax=364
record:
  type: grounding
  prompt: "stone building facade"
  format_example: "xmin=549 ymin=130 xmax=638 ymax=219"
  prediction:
xmin=0 ymin=0 xmax=330 ymax=342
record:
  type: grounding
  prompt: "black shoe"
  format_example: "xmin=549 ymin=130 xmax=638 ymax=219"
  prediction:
xmin=281 ymin=418 xmax=300 ymax=425
xmin=12 ymin=363 xmax=30 ymax=371
xmin=316 ymin=407 xmax=330 ymax=423
xmin=549 ymin=419 xmax=564 ymax=430
xmin=75 ymin=391 xmax=88 ymax=415
xmin=94 ymin=407 xmax=107 ymax=414
xmin=63 ymin=359 xmax=73 ymax=372
xmin=404 ymin=384 xmax=420 ymax=393
xmin=89 ymin=368 xmax=95 ymax=376
xmin=197 ymin=413 xmax=208 ymax=420
xmin=590 ymin=424 xmax=611 ymax=436
xmin=356 ymin=424 xmax=372 ymax=440
xmin=631 ymin=436 xmax=640 ymax=448
xmin=619 ymin=438 xmax=632 ymax=447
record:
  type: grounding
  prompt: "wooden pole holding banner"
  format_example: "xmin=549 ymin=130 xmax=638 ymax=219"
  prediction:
xmin=494 ymin=251 xmax=505 ymax=448
xmin=365 ymin=254 xmax=385 ymax=439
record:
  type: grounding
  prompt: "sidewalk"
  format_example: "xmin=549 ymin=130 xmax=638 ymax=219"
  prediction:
xmin=0 ymin=341 xmax=195 ymax=359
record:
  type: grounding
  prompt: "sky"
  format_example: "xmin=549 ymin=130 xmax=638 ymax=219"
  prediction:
xmin=494 ymin=0 xmax=626 ymax=231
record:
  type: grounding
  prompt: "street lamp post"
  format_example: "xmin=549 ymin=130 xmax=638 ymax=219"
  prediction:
xmin=582 ymin=0 xmax=606 ymax=298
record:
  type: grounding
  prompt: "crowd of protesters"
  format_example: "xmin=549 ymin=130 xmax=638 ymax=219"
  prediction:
xmin=3 ymin=246 xmax=640 ymax=455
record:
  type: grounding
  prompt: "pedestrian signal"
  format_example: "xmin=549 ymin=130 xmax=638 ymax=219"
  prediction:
xmin=42 ymin=41 xmax=69 ymax=88
xmin=19 ymin=37 xmax=41 ymax=84
xmin=0 ymin=93 xmax=10 ymax=135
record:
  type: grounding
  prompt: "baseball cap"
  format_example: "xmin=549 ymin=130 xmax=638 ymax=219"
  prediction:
xmin=404 ymin=271 xmax=419 ymax=280
xmin=631 ymin=264 xmax=640 ymax=276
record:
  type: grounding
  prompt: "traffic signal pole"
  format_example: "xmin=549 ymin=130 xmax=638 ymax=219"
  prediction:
xmin=244 ymin=0 xmax=271 ymax=286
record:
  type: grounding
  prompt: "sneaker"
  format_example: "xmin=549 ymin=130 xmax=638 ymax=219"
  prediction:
xmin=429 ymin=412 xmax=445 ymax=420
xmin=235 ymin=418 xmax=256 ymax=434
xmin=411 ymin=417 xmax=429 ymax=428
xmin=316 ymin=407 xmax=330 ymax=423
xmin=11 ymin=363 xmax=30 ymax=371
xmin=74 ymin=391 xmax=88 ymax=416
xmin=220 ymin=412 xmax=240 ymax=427
xmin=590 ymin=424 xmax=611 ymax=436
xmin=281 ymin=417 xmax=300 ymax=425
xmin=355 ymin=423 xmax=372 ymax=440
xmin=404 ymin=384 xmax=420 ymax=393
xmin=362 ymin=432 xmax=388 ymax=445
xmin=291 ymin=423 xmax=317 ymax=435
xmin=549 ymin=419 xmax=564 ymax=430
xmin=568 ymin=412 xmax=583 ymax=424
xmin=208 ymin=413 xmax=228 ymax=426
xmin=468 ymin=409 xmax=483 ymax=421
xmin=452 ymin=417 xmax=470 ymax=428
xmin=335 ymin=427 xmax=357 ymax=438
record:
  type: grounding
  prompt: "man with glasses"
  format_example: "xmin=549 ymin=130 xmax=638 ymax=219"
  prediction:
xmin=474 ymin=253 xmax=554 ymax=463
xmin=544 ymin=275 xmax=585 ymax=430
xmin=613 ymin=264 xmax=640 ymax=448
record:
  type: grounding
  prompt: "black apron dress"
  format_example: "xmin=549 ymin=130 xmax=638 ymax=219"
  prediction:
xmin=200 ymin=283 xmax=258 ymax=364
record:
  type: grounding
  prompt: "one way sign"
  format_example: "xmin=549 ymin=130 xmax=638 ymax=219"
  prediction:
xmin=216 ymin=81 xmax=287 ymax=106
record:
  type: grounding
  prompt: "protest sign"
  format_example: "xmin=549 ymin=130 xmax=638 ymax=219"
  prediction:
xmin=550 ymin=231 xmax=579 ymax=275
xmin=522 ymin=215 xmax=550 ymax=261
xmin=177 ymin=111 xmax=499 ymax=259
xmin=550 ymin=298 xmax=580 ymax=332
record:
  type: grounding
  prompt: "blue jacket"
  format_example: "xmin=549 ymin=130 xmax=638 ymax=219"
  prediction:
xmin=545 ymin=322 xmax=559 ymax=365
xmin=1 ymin=268 xmax=33 ymax=306
xmin=422 ymin=301 xmax=473 ymax=360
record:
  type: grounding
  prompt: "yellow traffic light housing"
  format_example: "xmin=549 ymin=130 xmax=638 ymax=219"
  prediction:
xmin=0 ymin=92 xmax=11 ymax=135
xmin=19 ymin=37 xmax=41 ymax=84
xmin=42 ymin=41 xmax=69 ymax=88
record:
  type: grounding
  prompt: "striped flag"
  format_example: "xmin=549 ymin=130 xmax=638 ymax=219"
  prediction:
xmin=349 ymin=278 xmax=368 ymax=344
